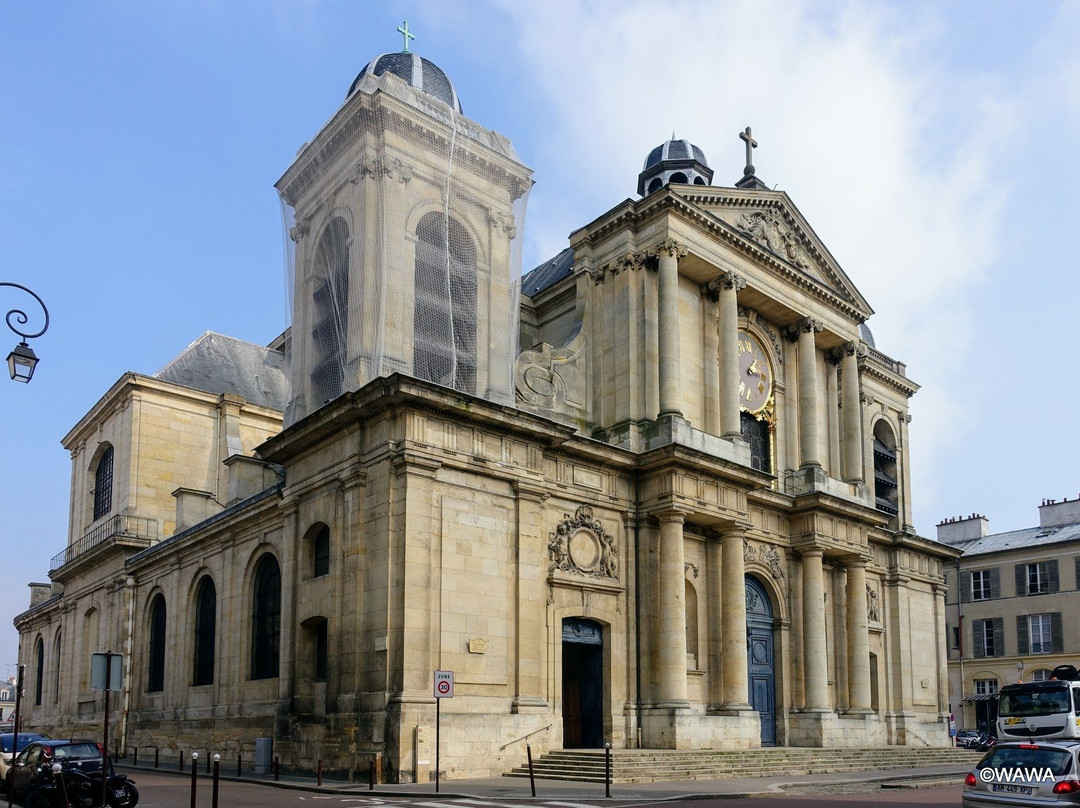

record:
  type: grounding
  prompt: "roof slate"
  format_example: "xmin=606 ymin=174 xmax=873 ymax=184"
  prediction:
xmin=154 ymin=332 xmax=289 ymax=412
xmin=522 ymin=247 xmax=574 ymax=296
xmin=945 ymin=522 xmax=1080 ymax=557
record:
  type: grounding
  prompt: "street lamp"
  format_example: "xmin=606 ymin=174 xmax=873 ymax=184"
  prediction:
xmin=2 ymin=282 xmax=50 ymax=383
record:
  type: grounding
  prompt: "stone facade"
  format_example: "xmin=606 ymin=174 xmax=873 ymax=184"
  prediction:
xmin=15 ymin=49 xmax=958 ymax=782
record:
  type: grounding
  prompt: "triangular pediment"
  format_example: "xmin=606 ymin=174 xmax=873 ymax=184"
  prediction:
xmin=673 ymin=186 xmax=873 ymax=319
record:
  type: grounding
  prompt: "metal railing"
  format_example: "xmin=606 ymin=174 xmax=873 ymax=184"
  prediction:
xmin=50 ymin=514 xmax=158 ymax=570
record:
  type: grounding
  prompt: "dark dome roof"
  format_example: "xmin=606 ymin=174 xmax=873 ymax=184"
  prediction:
xmin=348 ymin=52 xmax=462 ymax=113
xmin=643 ymin=139 xmax=709 ymax=171
xmin=859 ymin=322 xmax=875 ymax=348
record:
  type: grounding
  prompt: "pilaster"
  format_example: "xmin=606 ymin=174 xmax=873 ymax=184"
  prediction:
xmin=800 ymin=548 xmax=829 ymax=710
xmin=720 ymin=528 xmax=751 ymax=710
xmin=654 ymin=239 xmax=687 ymax=418
xmin=656 ymin=509 xmax=690 ymax=708
xmin=841 ymin=342 xmax=865 ymax=483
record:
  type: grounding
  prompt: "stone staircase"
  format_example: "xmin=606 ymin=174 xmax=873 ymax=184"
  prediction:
xmin=505 ymin=746 xmax=984 ymax=783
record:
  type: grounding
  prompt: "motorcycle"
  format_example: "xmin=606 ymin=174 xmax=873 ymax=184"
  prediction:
xmin=26 ymin=761 xmax=139 ymax=808
xmin=973 ymin=733 xmax=998 ymax=752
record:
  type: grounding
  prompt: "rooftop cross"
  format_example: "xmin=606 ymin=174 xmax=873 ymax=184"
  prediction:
xmin=397 ymin=20 xmax=415 ymax=53
xmin=740 ymin=126 xmax=758 ymax=176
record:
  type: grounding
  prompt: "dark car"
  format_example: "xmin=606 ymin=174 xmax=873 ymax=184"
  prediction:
xmin=6 ymin=739 xmax=107 ymax=802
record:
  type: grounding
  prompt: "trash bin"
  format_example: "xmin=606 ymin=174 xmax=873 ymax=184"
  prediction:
xmin=254 ymin=737 xmax=273 ymax=774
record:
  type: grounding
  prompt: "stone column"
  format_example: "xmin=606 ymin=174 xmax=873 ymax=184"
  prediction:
xmin=841 ymin=342 xmax=865 ymax=483
xmin=801 ymin=548 xmax=829 ymax=710
xmin=657 ymin=511 xmax=689 ymax=707
xmin=793 ymin=318 xmax=824 ymax=468
xmin=721 ymin=528 xmax=751 ymax=709
xmin=845 ymin=559 xmax=871 ymax=711
xmin=702 ymin=287 xmax=720 ymax=435
xmin=705 ymin=538 xmax=724 ymax=708
xmin=655 ymin=239 xmax=686 ymax=418
xmin=718 ymin=272 xmax=746 ymax=439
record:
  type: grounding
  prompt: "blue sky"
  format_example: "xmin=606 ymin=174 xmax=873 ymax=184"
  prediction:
xmin=2 ymin=0 xmax=1079 ymax=670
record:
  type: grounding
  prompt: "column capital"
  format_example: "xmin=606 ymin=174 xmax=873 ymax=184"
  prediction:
xmin=652 ymin=507 xmax=692 ymax=525
xmin=839 ymin=553 xmax=871 ymax=569
xmin=512 ymin=480 xmax=550 ymax=503
xmin=648 ymin=237 xmax=689 ymax=260
xmin=798 ymin=546 xmax=825 ymax=560
xmin=825 ymin=347 xmax=843 ymax=365
xmin=845 ymin=340 xmax=867 ymax=357
xmin=784 ymin=316 xmax=823 ymax=341
xmin=701 ymin=271 xmax=746 ymax=301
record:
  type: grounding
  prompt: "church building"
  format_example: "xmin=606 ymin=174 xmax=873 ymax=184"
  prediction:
xmin=15 ymin=40 xmax=959 ymax=781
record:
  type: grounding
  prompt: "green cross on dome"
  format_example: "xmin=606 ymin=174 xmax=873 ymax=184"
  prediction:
xmin=397 ymin=20 xmax=415 ymax=53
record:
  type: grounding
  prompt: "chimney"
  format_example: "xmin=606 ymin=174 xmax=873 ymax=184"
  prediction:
xmin=1039 ymin=495 xmax=1080 ymax=528
xmin=936 ymin=513 xmax=989 ymax=544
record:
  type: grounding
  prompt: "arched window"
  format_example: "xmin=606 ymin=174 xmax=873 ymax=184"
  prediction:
xmin=147 ymin=594 xmax=167 ymax=692
xmin=53 ymin=632 xmax=62 ymax=704
xmin=873 ymin=421 xmax=899 ymax=519
xmin=413 ymin=212 xmax=477 ymax=394
xmin=310 ymin=218 xmax=350 ymax=405
xmin=193 ymin=577 xmax=216 ymax=687
xmin=313 ymin=525 xmax=330 ymax=577
xmin=93 ymin=445 xmax=114 ymax=521
xmin=669 ymin=172 xmax=688 ymax=184
xmin=34 ymin=637 xmax=44 ymax=705
xmin=1031 ymin=668 xmax=1052 ymax=682
xmin=251 ymin=554 xmax=281 ymax=680
xmin=647 ymin=177 xmax=663 ymax=194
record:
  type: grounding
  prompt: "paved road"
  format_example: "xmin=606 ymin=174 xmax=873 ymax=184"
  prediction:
xmin=81 ymin=771 xmax=966 ymax=808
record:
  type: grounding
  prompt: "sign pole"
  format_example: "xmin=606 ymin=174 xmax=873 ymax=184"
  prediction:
xmin=435 ymin=697 xmax=440 ymax=793
xmin=432 ymin=670 xmax=453 ymax=793
xmin=102 ymin=650 xmax=112 ymax=808
xmin=7 ymin=665 xmax=23 ymax=808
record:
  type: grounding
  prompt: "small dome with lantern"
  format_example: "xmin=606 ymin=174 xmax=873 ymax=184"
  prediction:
xmin=348 ymin=51 xmax=462 ymax=114
xmin=638 ymin=137 xmax=713 ymax=196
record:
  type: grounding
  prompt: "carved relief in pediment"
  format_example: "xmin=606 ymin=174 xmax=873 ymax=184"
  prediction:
xmin=736 ymin=207 xmax=820 ymax=280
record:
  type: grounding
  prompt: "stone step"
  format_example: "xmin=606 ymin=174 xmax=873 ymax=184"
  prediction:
xmin=506 ymin=748 xmax=983 ymax=783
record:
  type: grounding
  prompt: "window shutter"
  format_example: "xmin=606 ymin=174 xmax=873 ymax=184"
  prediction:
xmin=989 ymin=568 xmax=1000 ymax=599
xmin=1075 ymin=556 xmax=1080 ymax=591
xmin=1015 ymin=565 xmax=1027 ymax=597
xmin=1051 ymin=612 xmax=1063 ymax=654
xmin=1016 ymin=615 xmax=1029 ymax=655
xmin=1048 ymin=560 xmax=1059 ymax=593
xmin=961 ymin=571 xmax=972 ymax=604
xmin=973 ymin=620 xmax=986 ymax=658
xmin=992 ymin=618 xmax=1005 ymax=657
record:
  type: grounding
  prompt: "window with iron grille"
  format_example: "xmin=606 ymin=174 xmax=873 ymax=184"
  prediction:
xmin=251 ymin=554 xmax=281 ymax=680
xmin=147 ymin=594 xmax=166 ymax=692
xmin=740 ymin=412 xmax=771 ymax=472
xmin=93 ymin=445 xmax=114 ymax=521
xmin=193 ymin=577 xmax=216 ymax=686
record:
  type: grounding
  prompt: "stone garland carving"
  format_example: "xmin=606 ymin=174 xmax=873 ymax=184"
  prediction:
xmin=353 ymin=154 xmax=413 ymax=184
xmin=737 ymin=207 xmax=813 ymax=271
xmin=743 ymin=539 xmax=787 ymax=593
xmin=487 ymin=209 xmax=517 ymax=239
xmin=866 ymin=583 xmax=881 ymax=623
xmin=684 ymin=562 xmax=699 ymax=579
xmin=548 ymin=505 xmax=618 ymax=580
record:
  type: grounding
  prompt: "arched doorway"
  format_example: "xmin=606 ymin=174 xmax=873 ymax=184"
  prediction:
xmin=745 ymin=575 xmax=776 ymax=746
xmin=562 ymin=618 xmax=603 ymax=748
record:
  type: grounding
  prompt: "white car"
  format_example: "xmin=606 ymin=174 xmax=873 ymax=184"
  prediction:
xmin=963 ymin=740 xmax=1080 ymax=807
xmin=0 ymin=733 xmax=49 ymax=786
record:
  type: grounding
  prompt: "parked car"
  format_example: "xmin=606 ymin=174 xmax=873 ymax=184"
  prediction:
xmin=963 ymin=739 xmax=1080 ymax=807
xmin=956 ymin=729 xmax=981 ymax=748
xmin=6 ymin=739 xmax=106 ymax=803
xmin=0 ymin=733 xmax=49 ymax=784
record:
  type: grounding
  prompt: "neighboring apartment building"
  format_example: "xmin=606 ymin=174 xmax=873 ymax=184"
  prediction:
xmin=938 ymin=498 xmax=1080 ymax=733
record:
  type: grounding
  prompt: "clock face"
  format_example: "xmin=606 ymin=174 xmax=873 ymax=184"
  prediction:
xmin=737 ymin=331 xmax=773 ymax=412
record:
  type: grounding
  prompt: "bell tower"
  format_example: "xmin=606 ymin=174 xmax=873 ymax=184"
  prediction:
xmin=277 ymin=41 xmax=532 ymax=424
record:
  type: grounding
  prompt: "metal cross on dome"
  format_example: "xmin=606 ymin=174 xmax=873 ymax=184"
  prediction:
xmin=397 ymin=20 xmax=415 ymax=53
xmin=740 ymin=126 xmax=758 ymax=175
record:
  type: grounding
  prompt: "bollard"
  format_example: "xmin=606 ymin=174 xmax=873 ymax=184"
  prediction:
xmin=180 ymin=750 xmax=185 ymax=771
xmin=604 ymin=742 xmax=611 ymax=798
xmin=317 ymin=758 xmax=323 ymax=786
xmin=212 ymin=754 xmax=220 ymax=808
xmin=237 ymin=752 xmax=242 ymax=778
xmin=526 ymin=742 xmax=536 ymax=797
xmin=155 ymin=747 xmax=160 ymax=769
xmin=52 ymin=762 xmax=70 ymax=808
xmin=274 ymin=755 xmax=280 ymax=781
xmin=134 ymin=747 xmax=139 ymax=767
xmin=190 ymin=752 xmax=199 ymax=808
xmin=369 ymin=759 xmax=375 ymax=790
xmin=206 ymin=752 xmax=211 ymax=774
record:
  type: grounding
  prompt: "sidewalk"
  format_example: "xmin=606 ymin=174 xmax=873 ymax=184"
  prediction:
xmin=117 ymin=759 xmax=970 ymax=800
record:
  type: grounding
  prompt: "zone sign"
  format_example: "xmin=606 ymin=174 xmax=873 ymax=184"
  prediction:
xmin=434 ymin=669 xmax=454 ymax=698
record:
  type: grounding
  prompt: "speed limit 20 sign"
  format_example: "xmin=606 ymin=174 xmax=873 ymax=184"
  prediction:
xmin=434 ymin=669 xmax=454 ymax=698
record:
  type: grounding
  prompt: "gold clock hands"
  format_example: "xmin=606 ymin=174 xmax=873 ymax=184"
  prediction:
xmin=748 ymin=360 xmax=759 ymax=375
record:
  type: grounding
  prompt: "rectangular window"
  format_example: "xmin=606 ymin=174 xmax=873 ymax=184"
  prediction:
xmin=973 ymin=618 xmax=1003 ymax=658
xmin=975 ymin=678 xmax=999 ymax=696
xmin=1029 ymin=614 xmax=1053 ymax=653
xmin=1017 ymin=560 xmax=1059 ymax=596
xmin=972 ymin=570 xmax=991 ymax=600
xmin=951 ymin=626 xmax=960 ymax=649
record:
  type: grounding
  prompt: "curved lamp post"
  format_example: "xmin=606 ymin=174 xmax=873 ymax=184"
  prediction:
xmin=2 ymin=282 xmax=50 ymax=382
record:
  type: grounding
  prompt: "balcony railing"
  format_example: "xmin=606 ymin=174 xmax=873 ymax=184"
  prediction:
xmin=50 ymin=514 xmax=158 ymax=571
